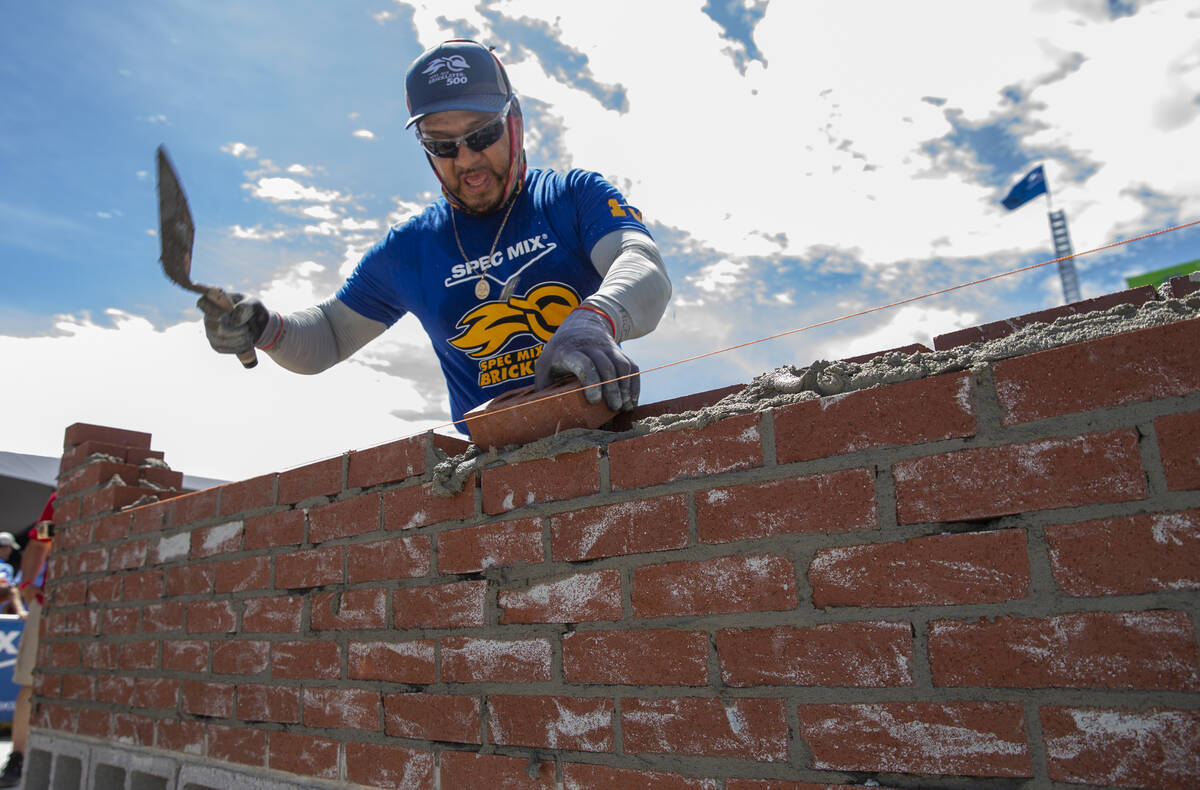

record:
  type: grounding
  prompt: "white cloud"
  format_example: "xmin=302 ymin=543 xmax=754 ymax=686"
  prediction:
xmin=230 ymin=224 xmax=286 ymax=241
xmin=287 ymin=163 xmax=311 ymax=175
xmin=690 ymin=260 xmax=749 ymax=294
xmin=221 ymin=141 xmax=258 ymax=159
xmin=352 ymin=129 xmax=376 ymax=140
xmin=250 ymin=177 xmax=342 ymax=202
xmin=0 ymin=308 xmax=441 ymax=480
xmin=303 ymin=205 xmax=337 ymax=220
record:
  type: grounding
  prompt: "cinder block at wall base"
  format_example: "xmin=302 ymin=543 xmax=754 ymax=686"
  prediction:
xmin=463 ymin=378 xmax=617 ymax=449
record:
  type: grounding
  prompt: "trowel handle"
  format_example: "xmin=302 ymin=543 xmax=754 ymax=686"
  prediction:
xmin=208 ymin=287 xmax=259 ymax=369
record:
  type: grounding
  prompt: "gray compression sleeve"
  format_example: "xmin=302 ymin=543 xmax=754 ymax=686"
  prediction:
xmin=584 ymin=229 xmax=672 ymax=342
xmin=255 ymin=297 xmax=387 ymax=374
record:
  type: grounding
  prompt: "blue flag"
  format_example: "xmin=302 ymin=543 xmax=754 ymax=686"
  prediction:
xmin=1002 ymin=165 xmax=1047 ymax=210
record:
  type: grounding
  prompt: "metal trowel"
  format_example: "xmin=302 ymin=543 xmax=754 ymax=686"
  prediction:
xmin=156 ymin=145 xmax=257 ymax=368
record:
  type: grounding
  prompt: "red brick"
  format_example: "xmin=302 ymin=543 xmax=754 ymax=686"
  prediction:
xmin=278 ymin=456 xmax=343 ymax=504
xmin=122 ymin=570 xmax=163 ymax=602
xmin=633 ymin=554 xmax=798 ymax=618
xmin=269 ymin=731 xmax=339 ymax=782
xmin=109 ymin=538 xmax=148 ymax=570
xmin=137 ymin=465 xmax=183 ymax=491
xmin=218 ymin=473 xmax=276 ymax=516
xmin=272 ymin=641 xmax=341 ymax=679
xmin=63 ymin=422 xmax=152 ymax=451
xmin=384 ymin=692 xmax=480 ymax=743
xmin=130 ymin=500 xmax=170 ymax=534
xmin=120 ymin=640 xmax=158 ymax=670
xmin=54 ymin=578 xmax=87 ymax=606
xmin=810 ymin=530 xmax=1030 ymax=608
xmin=394 ymin=580 xmax=487 ymax=629
xmin=1158 ymin=411 xmax=1200 ymax=491
xmin=347 ymin=436 xmax=426 ymax=489
xmin=112 ymin=712 xmax=156 ymax=747
xmin=181 ymin=680 xmax=234 ymax=718
xmin=36 ymin=704 xmax=75 ymax=734
xmin=564 ymin=763 xmax=721 ymax=790
xmin=439 ymin=751 xmax=552 ymax=790
xmin=34 ymin=674 xmax=60 ymax=700
xmin=1041 ymin=706 xmax=1200 ymax=790
xmin=441 ymin=637 xmax=553 ymax=683
xmin=698 ymin=469 xmax=877 ymax=544
xmin=312 ymin=588 xmax=387 ymax=630
xmin=187 ymin=600 xmax=236 ymax=633
xmin=237 ymin=684 xmax=301 ymax=723
xmin=610 ymin=413 xmax=762 ymax=490
xmin=243 ymin=596 xmax=304 ymax=634
xmin=189 ymin=520 xmax=243 ymax=557
xmin=894 ymin=430 xmax=1146 ymax=524
xmin=930 ymin=610 xmax=1200 ymax=690
xmin=1045 ymin=509 xmax=1200 ymax=595
xmin=842 ymin=343 xmax=933 ymax=365
xmin=347 ymin=534 xmax=431 ymax=582
xmin=994 ymin=317 xmax=1200 ymax=425
xmin=551 ymin=495 xmax=689 ymax=562
xmin=303 ymin=687 xmax=380 ymax=730
xmin=60 ymin=675 xmax=93 ymax=700
xmin=77 ymin=709 xmax=111 ymax=739
xmin=346 ymin=742 xmax=435 ymax=790
xmin=383 ymin=481 xmax=474 ymax=529
xmin=76 ymin=547 xmax=109 ymax=574
xmin=91 ymin=511 xmax=131 ymax=542
xmin=796 ymin=701 xmax=1031 ymax=777
xmin=276 ymin=547 xmax=343 ymax=589
xmin=102 ymin=606 xmax=140 ymax=635
xmin=208 ymin=723 xmax=266 ymax=767
xmin=60 ymin=438 xmax=159 ymax=474
xmin=170 ymin=487 xmax=220 ymax=526
xmin=212 ymin=639 xmax=271 ymax=676
xmin=465 ymin=378 xmax=618 ymax=449
xmin=718 ymin=621 xmax=914 ymax=687
xmin=489 ymin=694 xmax=614 ymax=752
xmin=134 ymin=677 xmax=179 ymax=710
xmin=142 ymin=601 xmax=186 ymax=633
xmin=350 ymin=640 xmax=437 ymax=683
xmin=61 ymin=461 xmax=145 ymax=495
xmin=775 ymin=372 xmax=976 ymax=463
xmin=166 ymin=563 xmax=214 ymax=596
xmin=84 ymin=485 xmax=168 ymax=519
xmin=163 ymin=640 xmax=208 ymax=672
xmin=439 ymin=518 xmax=543 ymax=573
xmin=97 ymin=675 xmax=134 ymax=705
xmin=156 ymin=719 xmax=206 ymax=755
xmin=309 ymin=493 xmax=380 ymax=543
xmin=1165 ymin=272 xmax=1200 ymax=298
xmin=622 ymin=697 xmax=788 ymax=761
xmin=563 ymin=628 xmax=708 ymax=686
xmin=483 ymin=449 xmax=600 ymax=514
xmin=500 ymin=569 xmax=622 ymax=624
xmin=244 ymin=509 xmax=305 ymax=550
xmin=212 ymin=555 xmax=270 ymax=594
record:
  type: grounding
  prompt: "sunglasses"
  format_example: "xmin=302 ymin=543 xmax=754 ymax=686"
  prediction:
xmin=417 ymin=100 xmax=512 ymax=159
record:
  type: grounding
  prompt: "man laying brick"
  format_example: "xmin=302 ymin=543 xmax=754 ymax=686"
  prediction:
xmin=199 ymin=39 xmax=671 ymax=435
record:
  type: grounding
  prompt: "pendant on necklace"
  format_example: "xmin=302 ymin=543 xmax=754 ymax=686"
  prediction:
xmin=474 ymin=277 xmax=491 ymax=300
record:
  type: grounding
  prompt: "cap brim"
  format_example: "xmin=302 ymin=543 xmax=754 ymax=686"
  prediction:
xmin=405 ymin=93 xmax=509 ymax=129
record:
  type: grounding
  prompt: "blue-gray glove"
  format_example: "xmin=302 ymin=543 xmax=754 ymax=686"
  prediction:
xmin=534 ymin=307 xmax=639 ymax=411
xmin=197 ymin=292 xmax=269 ymax=356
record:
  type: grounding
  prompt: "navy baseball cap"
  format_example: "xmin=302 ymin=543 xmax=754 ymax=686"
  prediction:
xmin=405 ymin=40 xmax=513 ymax=129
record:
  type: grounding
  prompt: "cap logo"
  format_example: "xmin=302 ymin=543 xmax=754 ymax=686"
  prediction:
xmin=422 ymin=54 xmax=471 ymax=86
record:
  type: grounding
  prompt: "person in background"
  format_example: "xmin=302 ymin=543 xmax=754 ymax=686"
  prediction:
xmin=0 ymin=494 xmax=53 ymax=788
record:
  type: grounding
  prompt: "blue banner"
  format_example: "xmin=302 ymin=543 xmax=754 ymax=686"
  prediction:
xmin=1002 ymin=165 xmax=1048 ymax=210
xmin=0 ymin=615 xmax=23 ymax=722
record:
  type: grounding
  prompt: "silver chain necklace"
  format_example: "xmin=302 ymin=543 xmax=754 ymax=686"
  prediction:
xmin=450 ymin=195 xmax=518 ymax=300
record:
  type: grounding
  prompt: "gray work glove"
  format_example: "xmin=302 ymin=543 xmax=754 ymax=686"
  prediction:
xmin=197 ymin=292 xmax=269 ymax=355
xmin=534 ymin=307 xmax=639 ymax=412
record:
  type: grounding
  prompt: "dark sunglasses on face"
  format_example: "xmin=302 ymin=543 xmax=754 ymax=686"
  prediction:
xmin=417 ymin=101 xmax=511 ymax=159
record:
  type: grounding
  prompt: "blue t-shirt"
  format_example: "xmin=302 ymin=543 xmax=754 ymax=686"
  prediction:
xmin=338 ymin=168 xmax=649 ymax=429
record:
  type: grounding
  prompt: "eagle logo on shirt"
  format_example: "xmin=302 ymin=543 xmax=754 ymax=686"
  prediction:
xmin=448 ymin=283 xmax=579 ymax=358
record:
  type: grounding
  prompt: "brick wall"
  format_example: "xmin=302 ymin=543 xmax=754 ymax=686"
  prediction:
xmin=28 ymin=306 xmax=1200 ymax=789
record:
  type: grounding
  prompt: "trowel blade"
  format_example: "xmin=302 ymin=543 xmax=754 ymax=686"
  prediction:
xmin=156 ymin=145 xmax=199 ymax=291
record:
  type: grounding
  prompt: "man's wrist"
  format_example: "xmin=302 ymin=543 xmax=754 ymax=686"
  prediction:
xmin=575 ymin=304 xmax=616 ymax=338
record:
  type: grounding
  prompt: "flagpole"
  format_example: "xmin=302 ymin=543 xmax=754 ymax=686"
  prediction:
xmin=1043 ymin=166 xmax=1081 ymax=303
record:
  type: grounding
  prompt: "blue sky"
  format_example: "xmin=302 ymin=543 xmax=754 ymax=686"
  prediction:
xmin=2 ymin=0 xmax=1198 ymax=480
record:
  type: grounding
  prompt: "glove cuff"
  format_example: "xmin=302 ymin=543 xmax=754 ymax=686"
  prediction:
xmin=256 ymin=311 xmax=283 ymax=350
xmin=574 ymin=304 xmax=616 ymax=338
